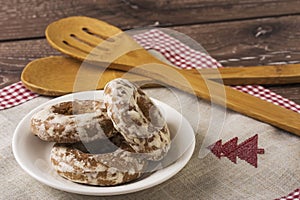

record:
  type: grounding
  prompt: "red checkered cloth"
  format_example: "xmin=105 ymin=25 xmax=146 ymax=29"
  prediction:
xmin=275 ymin=188 xmax=300 ymax=200
xmin=0 ymin=82 xmax=38 ymax=110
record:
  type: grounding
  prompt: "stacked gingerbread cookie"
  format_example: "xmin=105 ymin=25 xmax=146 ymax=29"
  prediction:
xmin=30 ymin=78 xmax=171 ymax=186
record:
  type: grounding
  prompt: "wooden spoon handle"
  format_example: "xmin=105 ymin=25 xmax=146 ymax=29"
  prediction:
xmin=122 ymin=60 xmax=300 ymax=136
xmin=186 ymin=73 xmax=300 ymax=136
xmin=119 ymin=63 xmax=300 ymax=86
xmin=123 ymin=63 xmax=300 ymax=86
xmin=194 ymin=64 xmax=300 ymax=85
xmin=110 ymin=48 xmax=300 ymax=85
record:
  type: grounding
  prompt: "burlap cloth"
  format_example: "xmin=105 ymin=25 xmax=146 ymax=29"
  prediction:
xmin=1 ymin=86 xmax=299 ymax=200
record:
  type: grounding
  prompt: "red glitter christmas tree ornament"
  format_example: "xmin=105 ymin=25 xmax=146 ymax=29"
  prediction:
xmin=208 ymin=134 xmax=264 ymax=168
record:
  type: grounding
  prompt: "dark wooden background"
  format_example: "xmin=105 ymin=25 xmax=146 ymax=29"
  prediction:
xmin=1 ymin=0 xmax=300 ymax=103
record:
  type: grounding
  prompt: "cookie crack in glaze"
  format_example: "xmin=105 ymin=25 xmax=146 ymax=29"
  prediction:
xmin=31 ymin=100 xmax=114 ymax=143
xmin=104 ymin=78 xmax=171 ymax=161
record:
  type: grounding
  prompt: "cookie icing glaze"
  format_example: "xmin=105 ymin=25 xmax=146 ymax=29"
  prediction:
xmin=104 ymin=78 xmax=171 ymax=161
xmin=31 ymin=100 xmax=114 ymax=143
xmin=50 ymin=142 xmax=147 ymax=186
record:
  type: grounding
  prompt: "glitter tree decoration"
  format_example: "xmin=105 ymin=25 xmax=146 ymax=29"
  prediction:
xmin=208 ymin=134 xmax=264 ymax=168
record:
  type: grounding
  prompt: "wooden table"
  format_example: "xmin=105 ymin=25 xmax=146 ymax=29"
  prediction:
xmin=1 ymin=0 xmax=300 ymax=102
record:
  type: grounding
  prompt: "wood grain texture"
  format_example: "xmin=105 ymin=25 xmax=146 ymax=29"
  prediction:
xmin=173 ymin=15 xmax=300 ymax=67
xmin=2 ymin=0 xmax=300 ymax=40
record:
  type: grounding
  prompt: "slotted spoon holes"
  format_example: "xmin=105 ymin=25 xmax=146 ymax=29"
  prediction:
xmin=81 ymin=27 xmax=115 ymax=43
xmin=61 ymin=37 xmax=123 ymax=64
xmin=60 ymin=32 xmax=115 ymax=59
xmin=69 ymin=33 xmax=109 ymax=52
xmin=76 ymin=29 xmax=127 ymax=51
xmin=61 ymin=39 xmax=98 ymax=58
xmin=65 ymin=30 xmax=138 ymax=62
xmin=47 ymin=16 xmax=144 ymax=65
xmin=80 ymin=25 xmax=138 ymax=52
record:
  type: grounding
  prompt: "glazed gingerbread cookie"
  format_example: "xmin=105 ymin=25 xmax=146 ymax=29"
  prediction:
xmin=50 ymin=136 xmax=147 ymax=186
xmin=31 ymin=100 xmax=114 ymax=143
xmin=104 ymin=78 xmax=171 ymax=161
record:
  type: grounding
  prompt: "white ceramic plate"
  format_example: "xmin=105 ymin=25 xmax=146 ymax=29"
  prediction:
xmin=12 ymin=91 xmax=195 ymax=196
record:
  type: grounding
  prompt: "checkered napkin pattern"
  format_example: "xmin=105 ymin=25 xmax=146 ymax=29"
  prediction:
xmin=0 ymin=82 xmax=38 ymax=110
xmin=275 ymin=188 xmax=300 ymax=200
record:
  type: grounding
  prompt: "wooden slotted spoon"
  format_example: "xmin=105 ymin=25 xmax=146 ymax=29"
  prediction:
xmin=45 ymin=16 xmax=300 ymax=136
xmin=45 ymin=16 xmax=300 ymax=85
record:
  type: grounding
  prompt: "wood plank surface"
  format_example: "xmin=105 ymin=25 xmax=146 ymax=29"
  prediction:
xmin=173 ymin=15 xmax=300 ymax=67
xmin=1 ymin=14 xmax=300 ymax=103
xmin=2 ymin=0 xmax=300 ymax=40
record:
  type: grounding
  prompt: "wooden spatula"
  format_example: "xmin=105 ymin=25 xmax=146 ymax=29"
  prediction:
xmin=45 ymin=16 xmax=300 ymax=136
